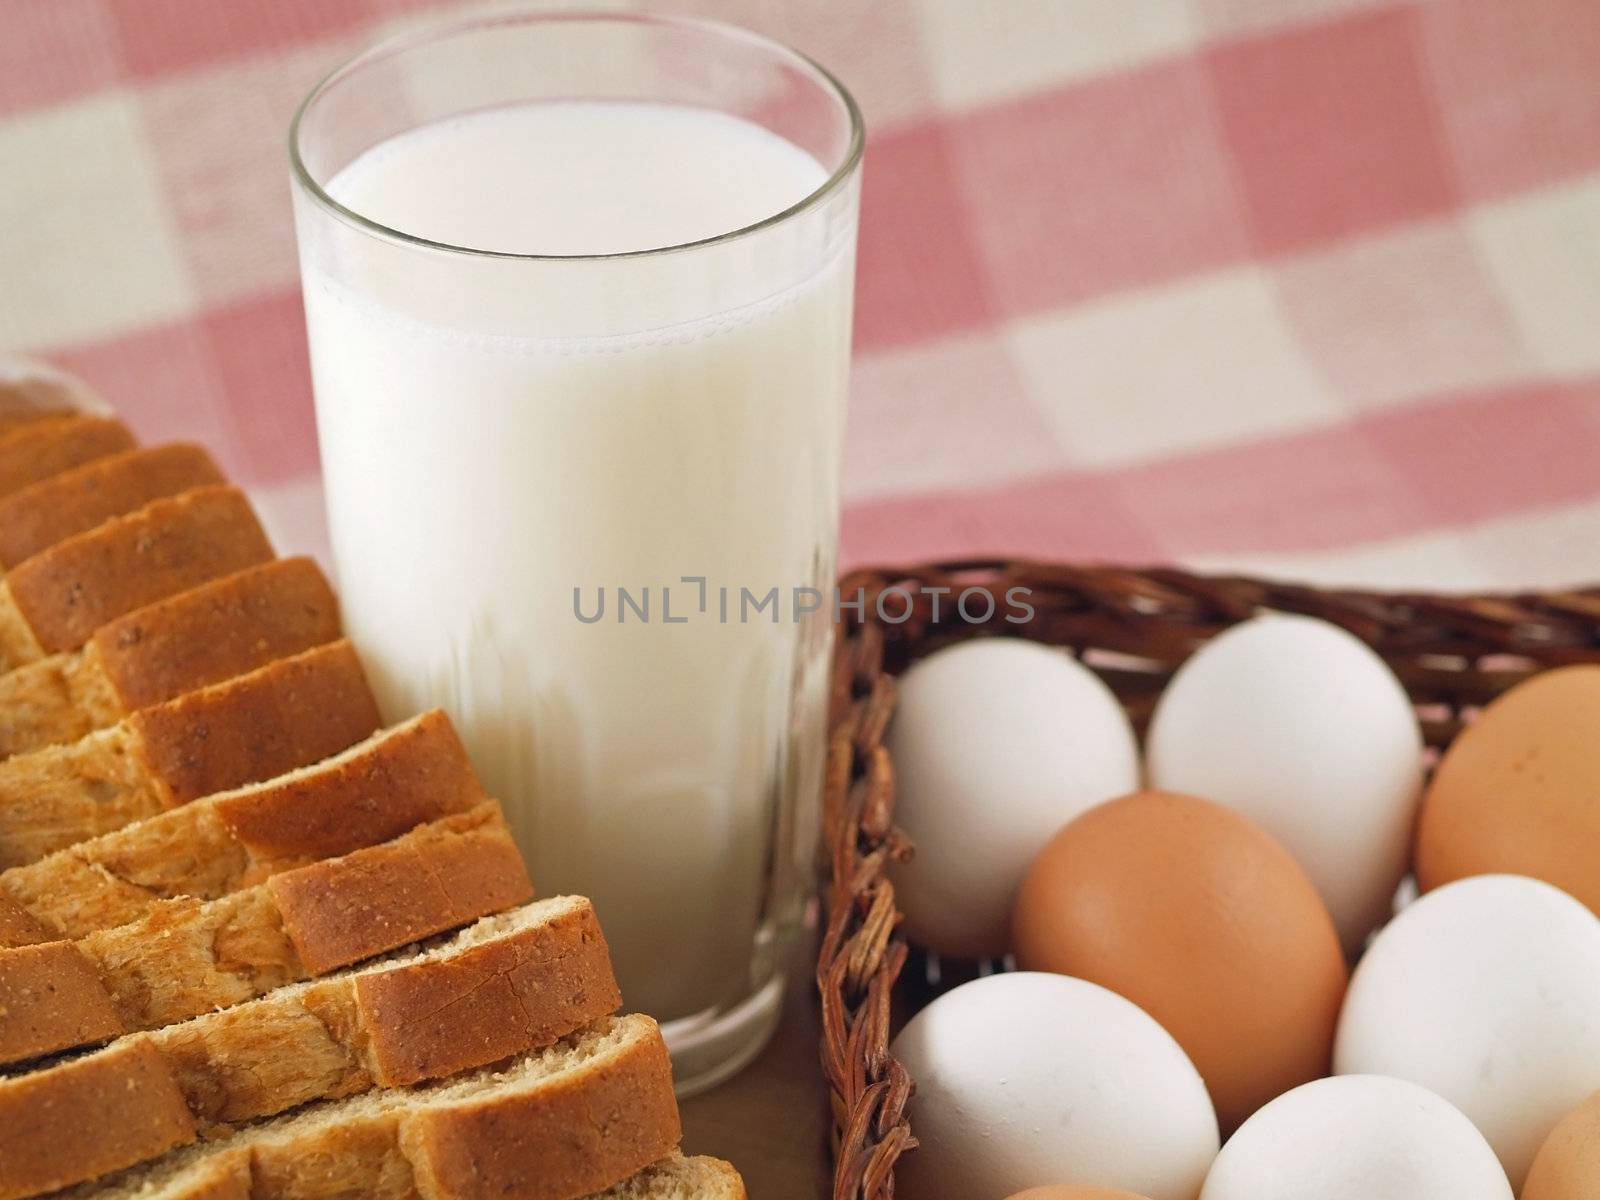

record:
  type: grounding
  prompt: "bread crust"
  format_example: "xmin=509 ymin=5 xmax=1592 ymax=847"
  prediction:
xmin=0 ymin=444 xmax=225 ymax=570
xmin=0 ymin=939 xmax=128 ymax=1064
xmin=356 ymin=899 xmax=619 ymax=1087
xmin=0 ymin=900 xmax=620 ymax=1193
xmin=213 ymin=709 xmax=484 ymax=865
xmin=0 ymin=710 xmax=485 ymax=947
xmin=404 ymin=1020 xmax=680 ymax=1200
xmin=269 ymin=805 xmax=532 ymax=976
xmin=0 ymin=415 xmax=134 ymax=500
xmin=2 ymin=485 xmax=274 ymax=657
xmin=129 ymin=639 xmax=381 ymax=808
xmin=0 ymin=896 xmax=50 ymax=945
xmin=0 ymin=1039 xmax=195 ymax=1200
xmin=0 ymin=802 xmax=531 ymax=1064
xmin=90 ymin=557 xmax=341 ymax=713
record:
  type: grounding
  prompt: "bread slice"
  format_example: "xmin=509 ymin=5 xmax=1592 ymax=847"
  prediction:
xmin=0 ymin=360 xmax=108 ymax=435
xmin=0 ymin=485 xmax=274 ymax=671
xmin=0 ymin=557 xmax=339 ymax=760
xmin=0 ymin=415 xmax=134 ymax=500
xmin=0 ymin=444 xmax=224 ymax=570
xmin=0 ymin=897 xmax=622 ymax=1193
xmin=0 ymin=640 xmax=381 ymax=870
xmin=0 ymin=709 xmax=485 ymax=947
xmin=0 ymin=800 xmax=530 ymax=1066
xmin=589 ymin=1156 xmax=747 ymax=1200
xmin=34 ymin=1015 xmax=679 ymax=1200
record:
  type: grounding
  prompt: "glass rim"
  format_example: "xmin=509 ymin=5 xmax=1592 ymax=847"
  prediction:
xmin=288 ymin=7 xmax=865 ymax=262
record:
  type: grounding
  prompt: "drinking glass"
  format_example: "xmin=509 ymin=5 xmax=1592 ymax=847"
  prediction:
xmin=290 ymin=10 xmax=862 ymax=1094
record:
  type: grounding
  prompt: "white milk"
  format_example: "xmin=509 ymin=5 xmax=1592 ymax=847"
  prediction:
xmin=300 ymin=103 xmax=852 ymax=1022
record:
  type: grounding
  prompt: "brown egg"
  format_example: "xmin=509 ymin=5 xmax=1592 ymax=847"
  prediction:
xmin=1012 ymin=790 xmax=1348 ymax=1133
xmin=1004 ymin=1189 xmax=1152 ymax=1200
xmin=1417 ymin=665 xmax=1600 ymax=913
xmin=1522 ymin=1089 xmax=1600 ymax=1200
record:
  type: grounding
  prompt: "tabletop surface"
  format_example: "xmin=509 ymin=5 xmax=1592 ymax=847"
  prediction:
xmin=679 ymin=946 xmax=831 ymax=1198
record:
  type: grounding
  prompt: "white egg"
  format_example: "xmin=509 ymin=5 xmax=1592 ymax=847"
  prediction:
xmin=1146 ymin=613 xmax=1422 ymax=952
xmin=887 ymin=639 xmax=1139 ymax=959
xmin=892 ymin=972 xmax=1219 ymax=1200
xmin=1334 ymin=874 xmax=1600 ymax=1189
xmin=1201 ymin=1075 xmax=1511 ymax=1200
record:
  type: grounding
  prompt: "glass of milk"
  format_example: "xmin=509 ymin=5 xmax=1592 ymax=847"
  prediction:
xmin=290 ymin=11 xmax=860 ymax=1094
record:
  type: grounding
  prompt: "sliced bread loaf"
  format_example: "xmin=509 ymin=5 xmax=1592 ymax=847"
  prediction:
xmin=0 ymin=444 xmax=224 ymax=570
xmin=0 ymin=415 xmax=134 ymax=500
xmin=0 ymin=897 xmax=621 ymax=1193
xmin=0 ymin=800 xmax=531 ymax=1066
xmin=0 ymin=485 xmax=274 ymax=671
xmin=31 ymin=1156 xmax=744 ymax=1200
xmin=0 ymin=639 xmax=381 ymax=869
xmin=0 ymin=708 xmax=485 ymax=947
xmin=32 ymin=1015 xmax=679 ymax=1200
xmin=0 ymin=557 xmax=340 ymax=759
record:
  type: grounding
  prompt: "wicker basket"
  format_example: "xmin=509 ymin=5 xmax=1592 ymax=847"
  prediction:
xmin=818 ymin=559 xmax=1600 ymax=1200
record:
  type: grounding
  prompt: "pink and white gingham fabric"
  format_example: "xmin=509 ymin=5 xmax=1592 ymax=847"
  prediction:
xmin=3 ymin=0 xmax=1599 ymax=592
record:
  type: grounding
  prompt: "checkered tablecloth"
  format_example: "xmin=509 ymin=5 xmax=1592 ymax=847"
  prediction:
xmin=4 ymin=0 xmax=1599 ymax=593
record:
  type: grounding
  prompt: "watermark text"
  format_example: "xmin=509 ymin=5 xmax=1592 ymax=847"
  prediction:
xmin=572 ymin=578 xmax=1035 ymax=626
